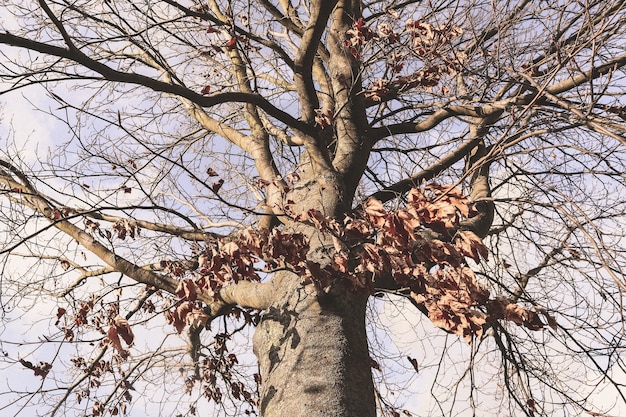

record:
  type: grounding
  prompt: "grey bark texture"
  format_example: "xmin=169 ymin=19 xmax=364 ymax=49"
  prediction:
xmin=253 ymin=272 xmax=375 ymax=417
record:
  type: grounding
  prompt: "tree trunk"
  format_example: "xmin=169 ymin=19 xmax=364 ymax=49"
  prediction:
xmin=253 ymin=271 xmax=375 ymax=417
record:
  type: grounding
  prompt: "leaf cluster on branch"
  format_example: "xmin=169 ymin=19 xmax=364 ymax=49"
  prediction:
xmin=155 ymin=183 xmax=553 ymax=343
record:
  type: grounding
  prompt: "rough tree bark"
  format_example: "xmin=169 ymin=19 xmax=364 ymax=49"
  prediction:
xmin=253 ymin=272 xmax=374 ymax=417
xmin=250 ymin=150 xmax=376 ymax=416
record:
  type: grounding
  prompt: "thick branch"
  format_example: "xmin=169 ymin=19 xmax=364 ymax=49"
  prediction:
xmin=459 ymin=119 xmax=497 ymax=238
xmin=546 ymin=53 xmax=626 ymax=95
xmin=0 ymin=32 xmax=314 ymax=135
xmin=370 ymin=103 xmax=511 ymax=142
xmin=0 ymin=161 xmax=274 ymax=319
xmin=361 ymin=135 xmax=483 ymax=206
xmin=371 ymin=52 xmax=626 ymax=142
xmin=217 ymin=280 xmax=276 ymax=312
xmin=327 ymin=0 xmax=372 ymax=202
xmin=294 ymin=0 xmax=337 ymax=122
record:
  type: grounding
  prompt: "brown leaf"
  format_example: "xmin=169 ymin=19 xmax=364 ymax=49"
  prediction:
xmin=333 ymin=252 xmax=349 ymax=273
xmin=454 ymin=230 xmax=488 ymax=263
xmin=442 ymin=186 xmax=470 ymax=217
xmin=176 ymin=279 xmax=198 ymax=301
xmin=370 ymin=357 xmax=381 ymax=371
xmin=211 ymin=179 xmax=224 ymax=193
xmin=397 ymin=209 xmax=421 ymax=238
xmin=20 ymin=359 xmax=52 ymax=378
xmin=314 ymin=108 xmax=333 ymax=128
xmin=344 ymin=217 xmax=372 ymax=239
xmin=63 ymin=327 xmax=74 ymax=341
xmin=504 ymin=303 xmax=529 ymax=326
xmin=407 ymin=356 xmax=419 ymax=372
xmin=544 ymin=312 xmax=557 ymax=330
xmin=167 ymin=303 xmax=193 ymax=334
xmin=428 ymin=306 xmax=457 ymax=332
xmin=93 ymin=402 xmax=104 ymax=417
xmin=55 ymin=307 xmax=66 ymax=326
xmin=60 ymin=259 xmax=71 ymax=271
xmin=113 ymin=315 xmax=134 ymax=346
xmin=225 ymin=37 xmax=237 ymax=51
xmin=306 ymin=208 xmax=326 ymax=229
xmin=186 ymin=307 xmax=209 ymax=328
xmin=363 ymin=198 xmax=387 ymax=227
xmin=502 ymin=304 xmax=544 ymax=330
xmin=106 ymin=326 xmax=125 ymax=355
xmin=221 ymin=241 xmax=240 ymax=257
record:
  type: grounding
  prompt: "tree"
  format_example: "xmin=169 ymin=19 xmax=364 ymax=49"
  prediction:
xmin=1 ymin=0 xmax=626 ymax=416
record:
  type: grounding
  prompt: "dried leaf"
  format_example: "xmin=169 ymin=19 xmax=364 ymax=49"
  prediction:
xmin=363 ymin=198 xmax=387 ymax=226
xmin=454 ymin=230 xmax=488 ymax=263
xmin=314 ymin=108 xmax=333 ymax=128
xmin=106 ymin=326 xmax=125 ymax=355
xmin=167 ymin=303 xmax=193 ymax=334
xmin=211 ymin=179 xmax=224 ymax=193
xmin=225 ymin=37 xmax=237 ymax=51
xmin=60 ymin=259 xmax=71 ymax=271
xmin=19 ymin=359 xmax=52 ymax=378
xmin=186 ymin=307 xmax=209 ymax=328
xmin=113 ymin=315 xmax=134 ymax=346
xmin=55 ymin=307 xmax=66 ymax=326
xmin=176 ymin=279 xmax=198 ymax=301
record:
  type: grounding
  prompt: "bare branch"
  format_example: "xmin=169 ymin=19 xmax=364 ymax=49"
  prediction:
xmin=0 ymin=32 xmax=314 ymax=134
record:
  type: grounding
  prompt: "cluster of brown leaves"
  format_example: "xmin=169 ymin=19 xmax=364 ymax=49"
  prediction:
xmin=79 ymin=217 xmax=139 ymax=242
xmin=405 ymin=20 xmax=463 ymax=59
xmin=362 ymin=186 xmax=553 ymax=340
xmin=345 ymin=17 xmax=378 ymax=60
xmin=160 ymin=183 xmax=553 ymax=342
xmin=111 ymin=219 xmax=139 ymax=240
xmin=19 ymin=359 xmax=52 ymax=378
xmin=199 ymin=338 xmax=254 ymax=405
xmin=347 ymin=16 xmax=464 ymax=100
xmin=182 ymin=333 xmax=259 ymax=412
xmin=164 ymin=228 xmax=308 ymax=333
xmin=198 ymin=228 xmax=309 ymax=287
xmin=71 ymin=357 xmax=133 ymax=405
xmin=314 ymin=107 xmax=334 ymax=129
xmin=51 ymin=206 xmax=78 ymax=220
xmin=166 ymin=300 xmax=209 ymax=334
xmin=293 ymin=184 xmax=553 ymax=341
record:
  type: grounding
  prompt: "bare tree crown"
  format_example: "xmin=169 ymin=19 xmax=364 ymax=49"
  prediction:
xmin=1 ymin=1 xmax=626 ymax=416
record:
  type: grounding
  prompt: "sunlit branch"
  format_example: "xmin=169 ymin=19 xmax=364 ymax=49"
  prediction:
xmin=371 ymin=52 xmax=626 ymax=142
xmin=0 ymin=159 xmax=279 ymax=323
xmin=294 ymin=0 xmax=336 ymax=122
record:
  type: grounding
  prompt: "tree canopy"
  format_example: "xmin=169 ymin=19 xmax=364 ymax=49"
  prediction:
xmin=1 ymin=1 xmax=626 ymax=416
